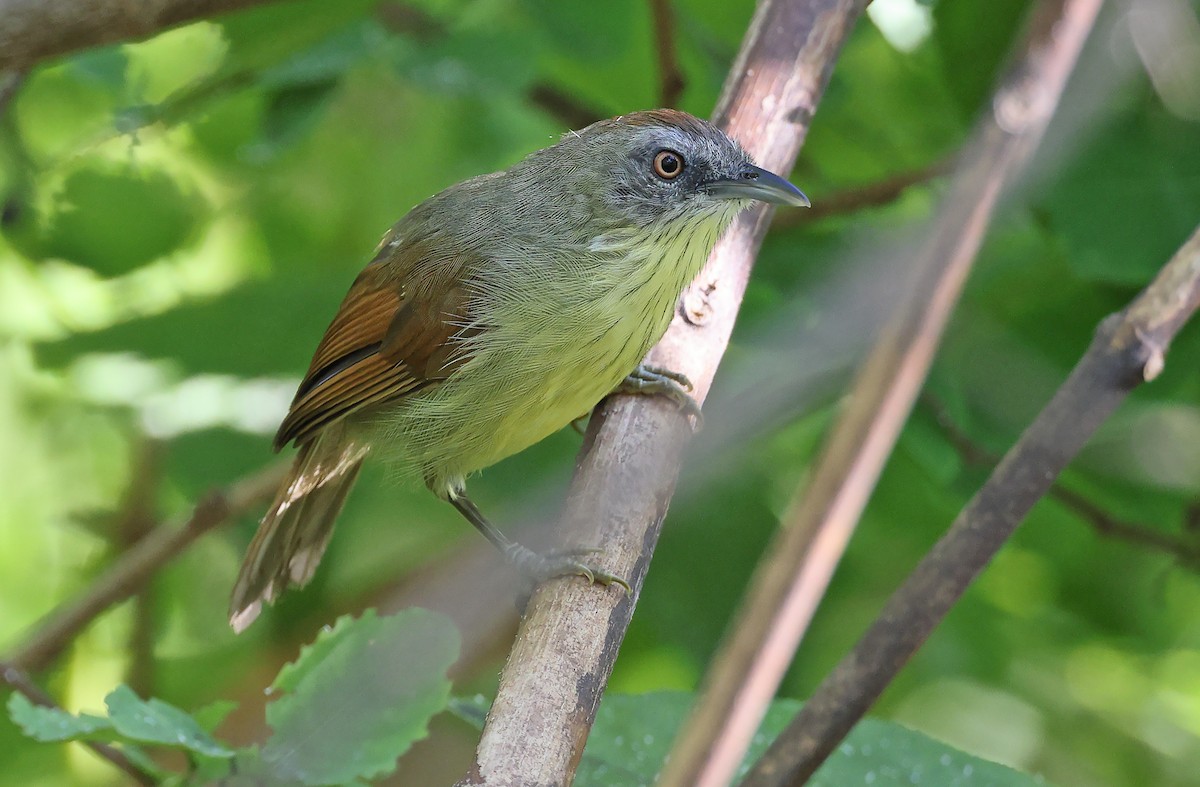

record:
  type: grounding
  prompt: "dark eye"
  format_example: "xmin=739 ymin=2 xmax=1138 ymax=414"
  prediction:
xmin=653 ymin=150 xmax=685 ymax=180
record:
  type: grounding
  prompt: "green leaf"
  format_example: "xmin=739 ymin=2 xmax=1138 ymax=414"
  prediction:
xmin=568 ymin=692 xmax=1049 ymax=786
xmin=104 ymin=685 xmax=235 ymax=758
xmin=260 ymin=81 xmax=341 ymax=152
xmin=39 ymin=162 xmax=205 ymax=275
xmin=260 ymin=608 xmax=460 ymax=786
xmin=7 ymin=693 xmax=115 ymax=743
xmin=191 ymin=699 xmax=240 ymax=735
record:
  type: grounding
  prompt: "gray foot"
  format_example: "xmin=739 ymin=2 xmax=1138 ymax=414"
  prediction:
xmin=616 ymin=363 xmax=703 ymax=428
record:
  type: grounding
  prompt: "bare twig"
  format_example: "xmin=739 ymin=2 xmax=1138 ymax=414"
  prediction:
xmin=649 ymin=0 xmax=685 ymax=107
xmin=665 ymin=2 xmax=1103 ymax=785
xmin=925 ymin=393 xmax=1200 ymax=563
xmin=772 ymin=157 xmax=953 ymax=228
xmin=0 ymin=0 xmax=296 ymax=72
xmin=743 ymin=222 xmax=1200 ymax=786
xmin=1 ymin=661 xmax=157 ymax=786
xmin=5 ymin=462 xmax=286 ymax=671
xmin=456 ymin=2 xmax=869 ymax=786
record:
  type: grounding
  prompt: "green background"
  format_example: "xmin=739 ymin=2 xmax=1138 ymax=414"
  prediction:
xmin=2 ymin=0 xmax=1199 ymax=784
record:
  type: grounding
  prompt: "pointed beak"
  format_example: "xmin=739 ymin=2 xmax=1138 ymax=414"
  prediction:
xmin=705 ymin=165 xmax=810 ymax=207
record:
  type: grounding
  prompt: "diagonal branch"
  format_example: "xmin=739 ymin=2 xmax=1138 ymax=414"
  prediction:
xmin=5 ymin=462 xmax=285 ymax=671
xmin=663 ymin=2 xmax=1104 ymax=784
xmin=743 ymin=222 xmax=1200 ymax=785
xmin=456 ymin=1 xmax=870 ymax=785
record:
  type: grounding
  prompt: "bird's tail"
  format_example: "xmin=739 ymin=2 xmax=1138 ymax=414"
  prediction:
xmin=229 ymin=432 xmax=367 ymax=632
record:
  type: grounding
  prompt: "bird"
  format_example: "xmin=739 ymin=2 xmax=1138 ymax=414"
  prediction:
xmin=229 ymin=109 xmax=809 ymax=631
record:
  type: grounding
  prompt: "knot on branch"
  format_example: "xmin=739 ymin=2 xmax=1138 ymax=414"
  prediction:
xmin=1099 ymin=312 xmax=1169 ymax=387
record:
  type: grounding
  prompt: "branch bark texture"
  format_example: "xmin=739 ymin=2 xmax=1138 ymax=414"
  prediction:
xmin=457 ymin=1 xmax=868 ymax=785
xmin=0 ymin=0 xmax=292 ymax=72
xmin=664 ymin=2 xmax=1103 ymax=785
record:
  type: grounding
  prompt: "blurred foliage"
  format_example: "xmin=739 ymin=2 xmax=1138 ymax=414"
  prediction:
xmin=8 ymin=609 xmax=458 ymax=784
xmin=1 ymin=0 xmax=1199 ymax=785
xmin=451 ymin=692 xmax=1043 ymax=786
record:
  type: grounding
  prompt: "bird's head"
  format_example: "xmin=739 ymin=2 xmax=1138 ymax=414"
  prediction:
xmin=541 ymin=109 xmax=809 ymax=230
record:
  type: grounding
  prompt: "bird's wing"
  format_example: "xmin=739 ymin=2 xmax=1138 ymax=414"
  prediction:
xmin=274 ymin=239 xmax=475 ymax=450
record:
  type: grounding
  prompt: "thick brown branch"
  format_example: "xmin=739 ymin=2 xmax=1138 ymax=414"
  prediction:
xmin=0 ymin=0 xmax=296 ymax=72
xmin=1 ymin=661 xmax=157 ymax=786
xmin=742 ymin=222 xmax=1200 ymax=784
xmin=457 ymin=2 xmax=869 ymax=785
xmin=5 ymin=462 xmax=285 ymax=671
xmin=649 ymin=0 xmax=685 ymax=107
xmin=667 ymin=2 xmax=1103 ymax=785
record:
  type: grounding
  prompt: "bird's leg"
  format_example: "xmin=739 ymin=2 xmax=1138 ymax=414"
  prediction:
xmin=448 ymin=492 xmax=631 ymax=593
xmin=614 ymin=363 xmax=703 ymax=428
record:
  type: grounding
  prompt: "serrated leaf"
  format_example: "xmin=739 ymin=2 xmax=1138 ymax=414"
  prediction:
xmin=571 ymin=692 xmax=1048 ymax=787
xmin=260 ymin=608 xmax=460 ymax=786
xmin=7 ymin=693 xmax=114 ymax=743
xmin=105 ymin=685 xmax=235 ymax=758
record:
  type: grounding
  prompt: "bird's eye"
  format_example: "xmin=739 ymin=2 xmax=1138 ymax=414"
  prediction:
xmin=652 ymin=150 xmax=685 ymax=180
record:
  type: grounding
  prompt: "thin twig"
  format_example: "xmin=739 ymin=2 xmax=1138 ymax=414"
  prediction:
xmin=771 ymin=157 xmax=953 ymax=228
xmin=649 ymin=0 xmax=686 ymax=107
xmin=665 ymin=2 xmax=1103 ymax=785
xmin=5 ymin=462 xmax=286 ymax=671
xmin=924 ymin=393 xmax=1200 ymax=563
xmin=456 ymin=2 xmax=870 ymax=785
xmin=743 ymin=222 xmax=1200 ymax=786
xmin=1 ymin=661 xmax=158 ymax=786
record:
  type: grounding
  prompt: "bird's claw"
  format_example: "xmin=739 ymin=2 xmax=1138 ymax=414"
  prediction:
xmin=615 ymin=363 xmax=703 ymax=430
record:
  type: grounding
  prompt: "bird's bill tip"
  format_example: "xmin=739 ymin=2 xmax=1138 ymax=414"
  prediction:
xmin=706 ymin=165 xmax=810 ymax=208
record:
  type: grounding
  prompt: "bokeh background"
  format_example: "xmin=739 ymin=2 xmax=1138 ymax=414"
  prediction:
xmin=2 ymin=0 xmax=1200 ymax=784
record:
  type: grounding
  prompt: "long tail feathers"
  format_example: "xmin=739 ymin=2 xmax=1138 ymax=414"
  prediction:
xmin=229 ymin=435 xmax=367 ymax=632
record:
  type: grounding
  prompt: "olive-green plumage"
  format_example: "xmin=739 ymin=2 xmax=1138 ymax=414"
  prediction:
xmin=230 ymin=110 xmax=808 ymax=630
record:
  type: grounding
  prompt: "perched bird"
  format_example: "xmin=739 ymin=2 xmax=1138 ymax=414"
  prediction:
xmin=229 ymin=109 xmax=809 ymax=631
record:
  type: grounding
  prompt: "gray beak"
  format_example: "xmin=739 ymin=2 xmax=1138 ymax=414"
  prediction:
xmin=705 ymin=165 xmax=810 ymax=207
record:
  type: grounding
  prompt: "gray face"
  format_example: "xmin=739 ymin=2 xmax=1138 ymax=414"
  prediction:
xmin=599 ymin=117 xmax=755 ymax=226
xmin=542 ymin=110 xmax=809 ymax=229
